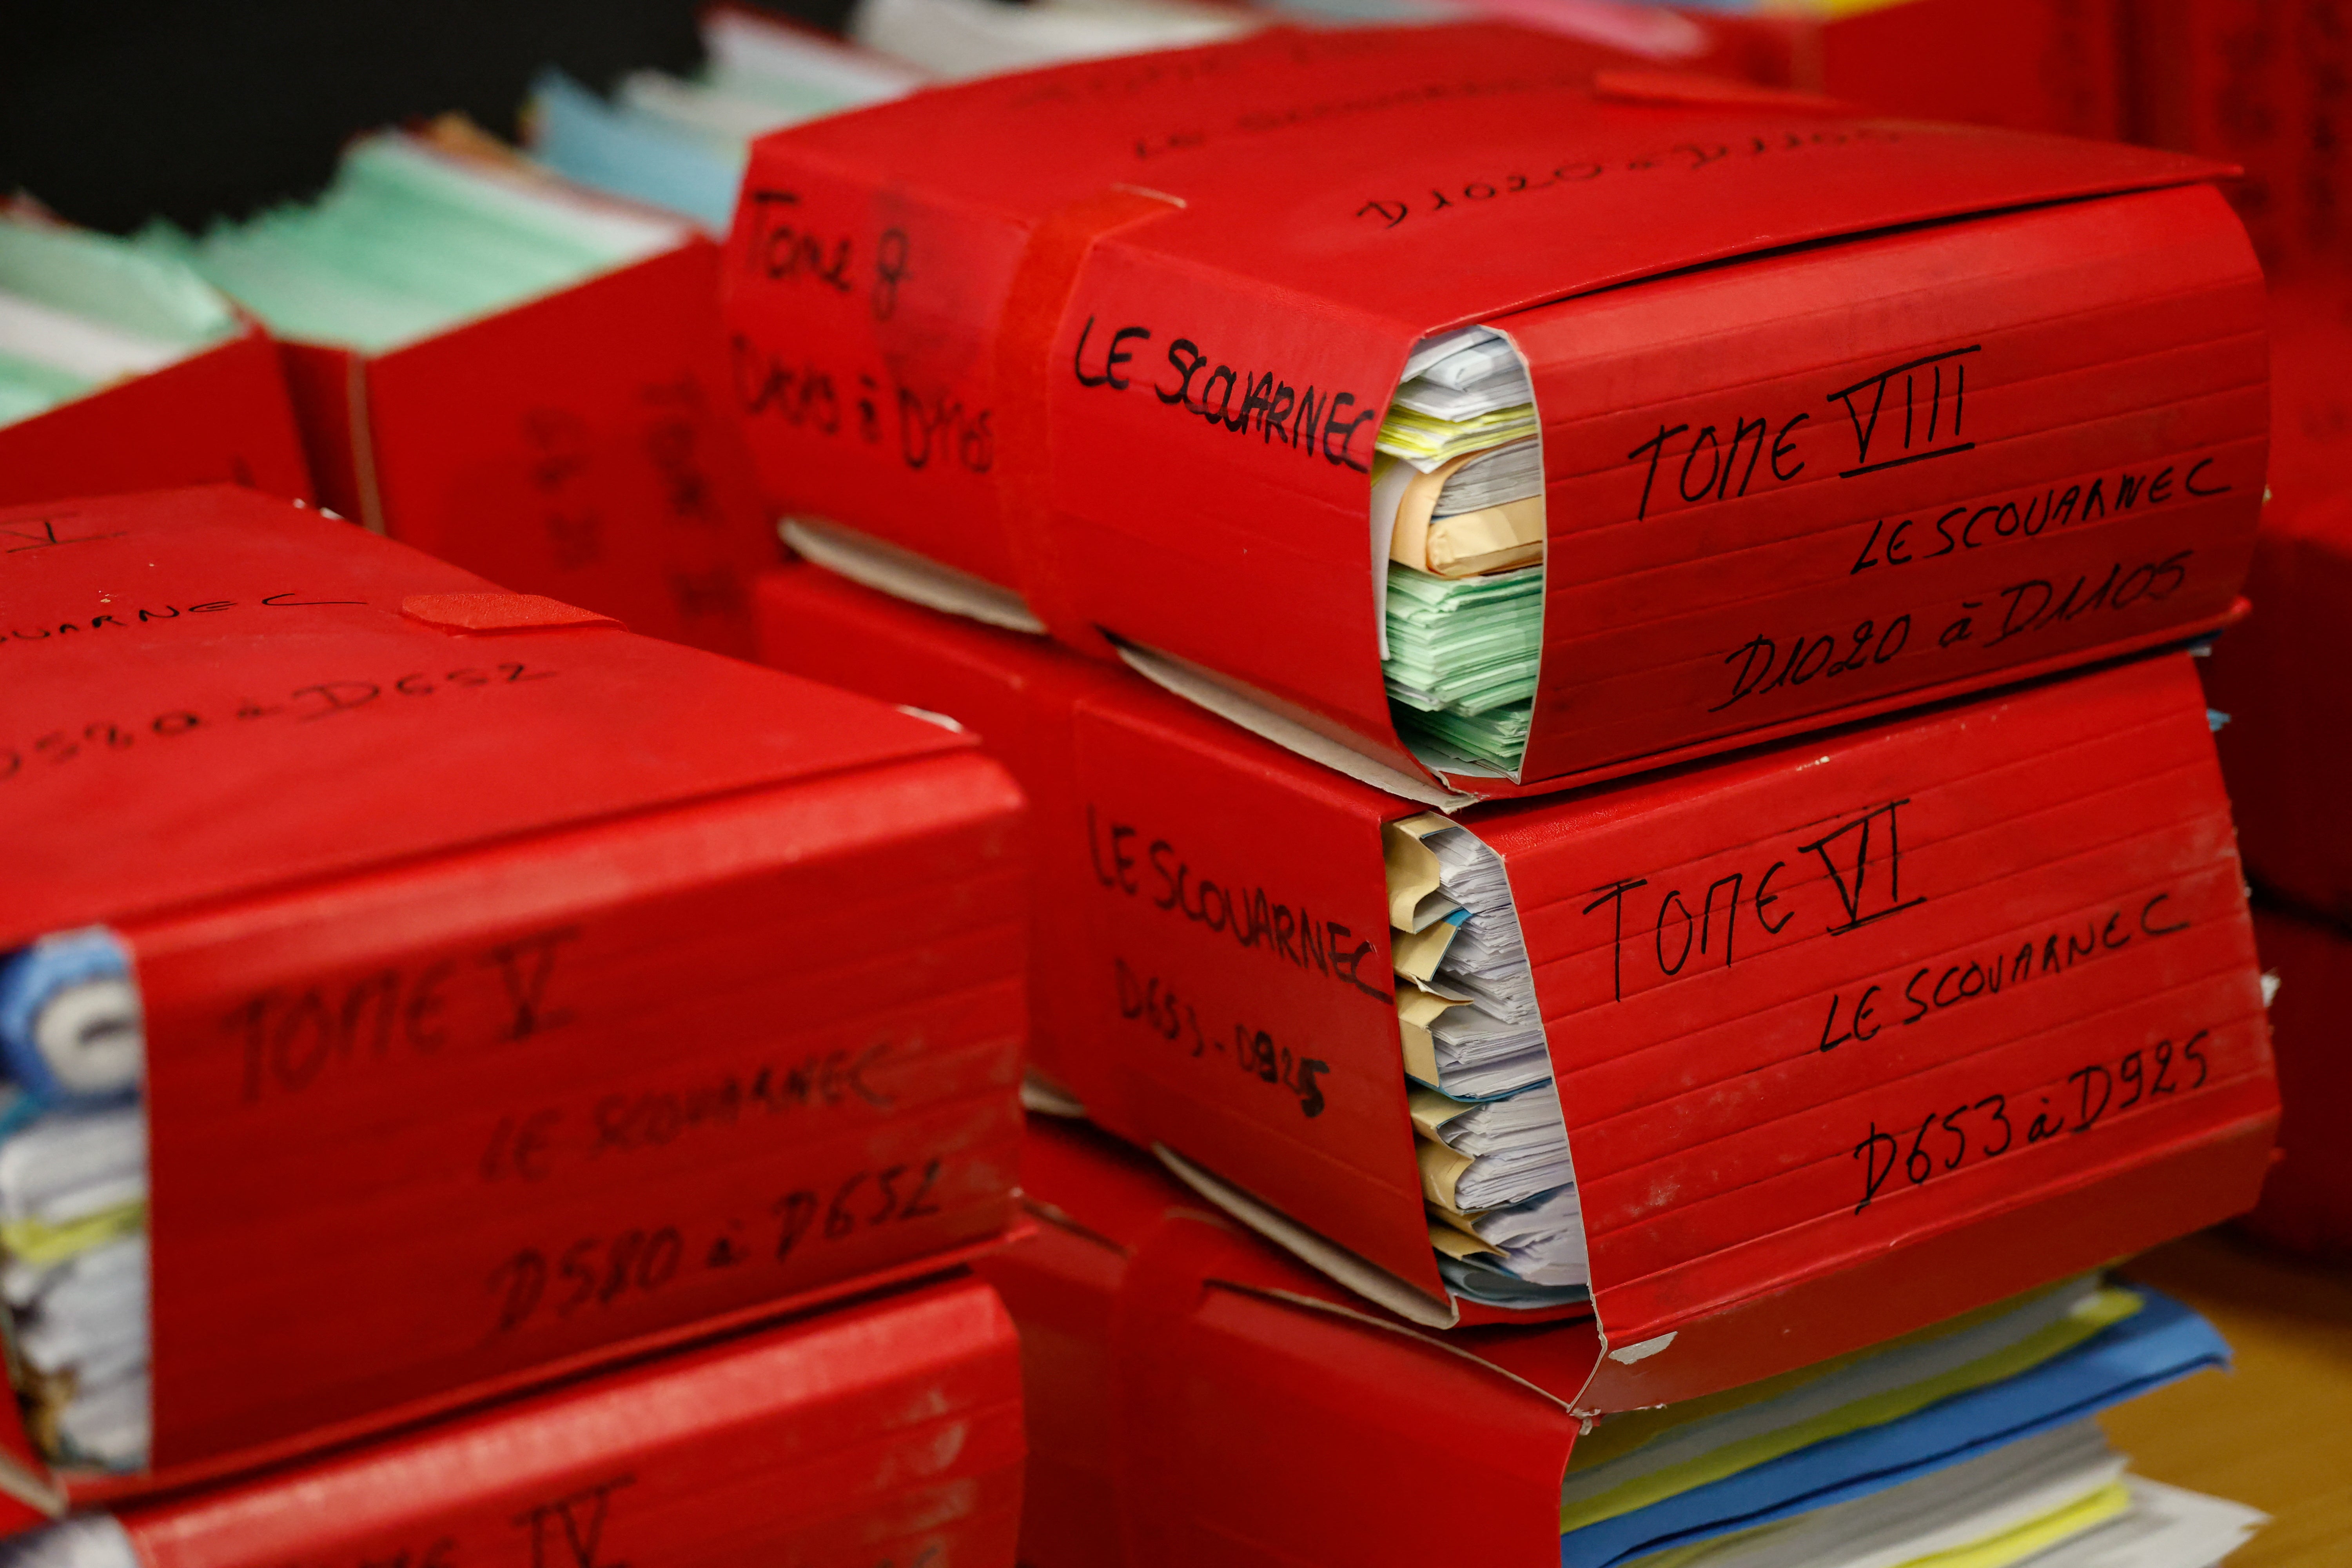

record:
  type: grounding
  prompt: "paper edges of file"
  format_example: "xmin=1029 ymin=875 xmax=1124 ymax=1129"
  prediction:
xmin=0 ymin=214 xmax=241 ymax=432
xmin=1374 ymin=326 xmax=1546 ymax=778
xmin=0 ymin=928 xmax=151 ymax=1480
xmin=527 ymin=10 xmax=925 ymax=232
xmin=133 ymin=133 xmax=688 ymax=356
xmin=1384 ymin=810 xmax=1588 ymax=1307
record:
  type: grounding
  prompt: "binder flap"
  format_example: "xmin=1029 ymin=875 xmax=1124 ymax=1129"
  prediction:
xmin=1067 ymin=686 xmax=1438 ymax=1297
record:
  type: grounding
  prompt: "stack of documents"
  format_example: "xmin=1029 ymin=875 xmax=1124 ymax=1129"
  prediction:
xmin=984 ymin=1115 xmax=2270 ymax=1568
xmin=0 ymin=931 xmax=148 ymax=1472
xmin=120 ymin=126 xmax=779 ymax=659
xmin=1374 ymin=327 xmax=1546 ymax=769
xmin=1381 ymin=562 xmax=1543 ymax=771
xmin=529 ymin=12 xmax=925 ymax=230
xmin=136 ymin=134 xmax=683 ymax=354
xmin=0 ymin=216 xmax=238 ymax=429
xmin=1385 ymin=813 xmax=1584 ymax=1301
xmin=1553 ymin=1280 xmax=2238 ymax=1567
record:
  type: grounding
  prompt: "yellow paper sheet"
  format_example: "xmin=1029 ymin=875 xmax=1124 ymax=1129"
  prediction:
xmin=1558 ymin=1289 xmax=2143 ymax=1533
xmin=1 ymin=1200 xmax=146 ymax=1267
xmin=1907 ymin=1480 xmax=2131 ymax=1568
xmin=1567 ymin=1279 xmax=2087 ymax=1474
xmin=1619 ymin=1480 xmax=2130 ymax=1568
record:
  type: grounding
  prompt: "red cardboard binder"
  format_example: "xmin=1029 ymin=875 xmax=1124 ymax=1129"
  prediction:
xmin=0 ymin=303 xmax=310 ymax=511
xmin=758 ymin=563 xmax=2278 ymax=1346
xmin=0 ymin=488 xmax=1026 ymax=1504
xmin=273 ymin=136 xmax=777 ymax=658
xmin=1794 ymin=0 xmax=2123 ymax=138
xmin=980 ymin=1116 xmax=1594 ymax=1568
xmin=33 ymin=1270 xmax=1023 ymax=1565
xmin=2240 ymin=907 xmax=2352 ymax=1259
xmin=2201 ymin=490 xmax=2352 ymax=922
xmin=985 ymin=1115 xmax=2154 ymax=1568
xmin=2127 ymin=0 xmax=2351 ymax=276
xmin=723 ymin=22 xmax=2265 ymax=802
xmin=2195 ymin=281 xmax=2352 ymax=920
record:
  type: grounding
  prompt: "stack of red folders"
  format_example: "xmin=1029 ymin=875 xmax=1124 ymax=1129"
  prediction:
xmin=737 ymin=23 xmax=2281 ymax=1566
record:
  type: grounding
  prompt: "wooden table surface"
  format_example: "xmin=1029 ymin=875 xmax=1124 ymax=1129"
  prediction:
xmin=2104 ymin=1229 xmax=2352 ymax=1566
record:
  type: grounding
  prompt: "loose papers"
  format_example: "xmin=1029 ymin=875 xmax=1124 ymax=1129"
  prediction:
xmin=0 ymin=930 xmax=149 ymax=1472
xmin=1563 ymin=1285 xmax=2230 ymax=1568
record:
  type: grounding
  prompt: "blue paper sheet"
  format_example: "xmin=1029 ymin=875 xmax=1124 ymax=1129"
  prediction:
xmin=529 ymin=71 xmax=745 ymax=232
xmin=1560 ymin=1289 xmax=2226 ymax=1568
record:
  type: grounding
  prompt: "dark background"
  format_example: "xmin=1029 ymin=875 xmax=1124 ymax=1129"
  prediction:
xmin=0 ymin=1 xmax=849 ymax=233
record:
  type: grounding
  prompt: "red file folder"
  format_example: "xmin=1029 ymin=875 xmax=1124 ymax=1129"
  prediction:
xmin=0 ymin=488 xmax=1026 ymax=1504
xmin=2196 ymin=281 xmax=2352 ymax=920
xmin=980 ymin=1116 xmax=1593 ymax=1568
xmin=2128 ymin=0 xmax=2351 ymax=277
xmin=760 ymin=563 xmax=2277 ymax=1356
xmin=723 ymin=22 xmax=2264 ymax=800
xmin=1788 ymin=0 xmax=2123 ymax=138
xmin=2240 ymin=907 xmax=2352 ymax=1258
xmin=0 ymin=323 xmax=311 ymax=511
xmin=22 ymin=1270 xmax=1023 ymax=1564
xmin=271 ymin=135 xmax=777 ymax=657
